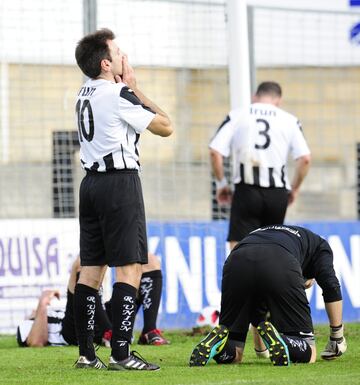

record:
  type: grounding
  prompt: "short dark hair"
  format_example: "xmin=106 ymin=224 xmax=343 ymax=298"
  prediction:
xmin=255 ymin=81 xmax=282 ymax=98
xmin=75 ymin=28 xmax=115 ymax=78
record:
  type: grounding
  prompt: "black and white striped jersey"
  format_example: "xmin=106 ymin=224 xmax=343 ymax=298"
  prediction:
xmin=209 ymin=103 xmax=310 ymax=190
xmin=17 ymin=309 xmax=68 ymax=346
xmin=75 ymin=78 xmax=155 ymax=172
xmin=46 ymin=309 xmax=68 ymax=346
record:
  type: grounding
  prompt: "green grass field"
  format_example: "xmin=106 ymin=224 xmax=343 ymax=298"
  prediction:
xmin=0 ymin=324 xmax=359 ymax=385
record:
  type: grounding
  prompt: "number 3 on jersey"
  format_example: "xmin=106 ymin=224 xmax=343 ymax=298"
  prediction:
xmin=255 ymin=118 xmax=270 ymax=150
xmin=76 ymin=99 xmax=94 ymax=142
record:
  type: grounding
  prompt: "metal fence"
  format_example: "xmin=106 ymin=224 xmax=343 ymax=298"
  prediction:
xmin=0 ymin=1 xmax=359 ymax=221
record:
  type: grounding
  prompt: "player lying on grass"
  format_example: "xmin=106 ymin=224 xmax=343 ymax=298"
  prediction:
xmin=16 ymin=257 xmax=110 ymax=347
xmin=17 ymin=254 xmax=169 ymax=347
xmin=189 ymin=225 xmax=347 ymax=367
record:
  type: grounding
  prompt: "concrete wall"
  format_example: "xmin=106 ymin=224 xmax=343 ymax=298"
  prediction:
xmin=0 ymin=63 xmax=359 ymax=220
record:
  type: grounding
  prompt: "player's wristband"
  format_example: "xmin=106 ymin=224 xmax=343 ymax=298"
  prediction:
xmin=215 ymin=177 xmax=228 ymax=190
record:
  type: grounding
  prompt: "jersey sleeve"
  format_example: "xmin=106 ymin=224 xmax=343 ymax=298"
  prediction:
xmin=209 ymin=113 xmax=237 ymax=157
xmin=118 ymin=86 xmax=156 ymax=133
xmin=289 ymin=120 xmax=311 ymax=159
xmin=311 ymin=239 xmax=342 ymax=303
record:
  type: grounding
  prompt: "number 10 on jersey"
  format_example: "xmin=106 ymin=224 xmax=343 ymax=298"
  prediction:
xmin=76 ymin=99 xmax=94 ymax=142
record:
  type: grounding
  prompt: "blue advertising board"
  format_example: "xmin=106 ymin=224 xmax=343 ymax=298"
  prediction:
xmin=134 ymin=221 xmax=360 ymax=330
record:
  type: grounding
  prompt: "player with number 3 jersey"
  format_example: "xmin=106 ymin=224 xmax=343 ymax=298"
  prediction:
xmin=209 ymin=81 xmax=311 ymax=249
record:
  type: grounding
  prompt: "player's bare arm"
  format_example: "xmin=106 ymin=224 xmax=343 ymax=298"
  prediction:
xmin=289 ymin=153 xmax=311 ymax=205
xmin=210 ymin=148 xmax=232 ymax=205
xmin=116 ymin=56 xmax=173 ymax=137
xmin=322 ymin=300 xmax=347 ymax=359
xmin=26 ymin=290 xmax=60 ymax=347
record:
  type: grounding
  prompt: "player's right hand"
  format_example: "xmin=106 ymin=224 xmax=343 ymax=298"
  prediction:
xmin=288 ymin=189 xmax=298 ymax=205
xmin=122 ymin=55 xmax=137 ymax=90
xmin=321 ymin=336 xmax=347 ymax=360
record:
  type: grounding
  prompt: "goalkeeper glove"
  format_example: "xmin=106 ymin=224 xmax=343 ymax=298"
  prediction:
xmin=254 ymin=348 xmax=270 ymax=359
xmin=321 ymin=324 xmax=347 ymax=360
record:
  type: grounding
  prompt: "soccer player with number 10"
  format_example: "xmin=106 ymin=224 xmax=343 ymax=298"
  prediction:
xmin=73 ymin=28 xmax=173 ymax=371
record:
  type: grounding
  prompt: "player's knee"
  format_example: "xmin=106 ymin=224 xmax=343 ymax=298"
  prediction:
xmin=115 ymin=263 xmax=143 ymax=287
xmin=142 ymin=253 xmax=161 ymax=273
xmin=78 ymin=265 xmax=106 ymax=289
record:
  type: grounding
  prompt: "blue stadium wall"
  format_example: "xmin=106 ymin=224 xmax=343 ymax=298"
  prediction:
xmin=0 ymin=219 xmax=359 ymax=333
xmin=133 ymin=221 xmax=360 ymax=330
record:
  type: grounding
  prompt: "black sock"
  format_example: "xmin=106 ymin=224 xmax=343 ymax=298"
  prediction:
xmin=281 ymin=335 xmax=312 ymax=363
xmin=73 ymin=283 xmax=97 ymax=360
xmin=139 ymin=270 xmax=162 ymax=333
xmin=111 ymin=282 xmax=137 ymax=361
xmin=61 ymin=290 xmax=78 ymax=345
xmin=105 ymin=300 xmax=112 ymax=323
xmin=135 ymin=296 xmax=141 ymax=316
xmin=93 ymin=292 xmax=112 ymax=343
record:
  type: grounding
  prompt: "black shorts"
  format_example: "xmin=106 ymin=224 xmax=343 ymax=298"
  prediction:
xmin=79 ymin=170 xmax=148 ymax=267
xmin=228 ymin=183 xmax=289 ymax=242
xmin=219 ymin=243 xmax=313 ymax=343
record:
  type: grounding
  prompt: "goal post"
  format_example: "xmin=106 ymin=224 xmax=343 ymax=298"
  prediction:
xmin=226 ymin=0 xmax=251 ymax=109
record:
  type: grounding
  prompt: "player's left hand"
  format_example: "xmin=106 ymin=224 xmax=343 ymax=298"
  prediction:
xmin=321 ymin=336 xmax=347 ymax=360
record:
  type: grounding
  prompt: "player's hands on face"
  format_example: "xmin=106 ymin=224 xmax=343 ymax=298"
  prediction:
xmin=120 ymin=55 xmax=137 ymax=90
xmin=216 ymin=186 xmax=232 ymax=206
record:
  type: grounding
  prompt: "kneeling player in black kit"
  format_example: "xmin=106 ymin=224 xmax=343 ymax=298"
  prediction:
xmin=189 ymin=225 xmax=347 ymax=366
